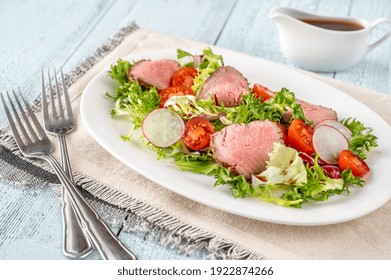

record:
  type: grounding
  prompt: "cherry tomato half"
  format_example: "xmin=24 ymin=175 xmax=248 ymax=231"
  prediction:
xmin=338 ymin=150 xmax=370 ymax=177
xmin=182 ymin=117 xmax=214 ymax=150
xmin=252 ymin=83 xmax=274 ymax=102
xmin=158 ymin=86 xmax=194 ymax=108
xmin=172 ymin=67 xmax=198 ymax=88
xmin=287 ymin=119 xmax=315 ymax=154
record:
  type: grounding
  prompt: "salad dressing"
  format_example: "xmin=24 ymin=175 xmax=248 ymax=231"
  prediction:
xmin=300 ymin=18 xmax=364 ymax=31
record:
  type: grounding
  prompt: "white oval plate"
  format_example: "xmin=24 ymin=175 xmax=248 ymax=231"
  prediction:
xmin=80 ymin=49 xmax=391 ymax=226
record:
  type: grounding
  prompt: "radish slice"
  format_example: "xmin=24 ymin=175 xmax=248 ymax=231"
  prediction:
xmin=193 ymin=55 xmax=202 ymax=68
xmin=142 ymin=108 xmax=185 ymax=148
xmin=315 ymin=119 xmax=352 ymax=141
xmin=313 ymin=125 xmax=349 ymax=164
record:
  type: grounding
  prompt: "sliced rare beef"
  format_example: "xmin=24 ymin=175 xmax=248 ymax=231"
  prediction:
xmin=199 ymin=66 xmax=248 ymax=107
xmin=211 ymin=120 xmax=283 ymax=179
xmin=284 ymin=99 xmax=337 ymax=126
xmin=127 ymin=59 xmax=180 ymax=90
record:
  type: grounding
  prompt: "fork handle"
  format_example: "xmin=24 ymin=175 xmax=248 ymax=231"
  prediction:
xmin=43 ymin=154 xmax=137 ymax=260
xmin=58 ymin=134 xmax=93 ymax=258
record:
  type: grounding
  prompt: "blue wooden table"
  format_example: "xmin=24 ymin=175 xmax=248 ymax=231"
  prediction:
xmin=0 ymin=0 xmax=390 ymax=260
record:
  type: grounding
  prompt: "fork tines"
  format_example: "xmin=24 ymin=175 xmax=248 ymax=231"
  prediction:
xmin=1 ymin=89 xmax=48 ymax=146
xmin=42 ymin=68 xmax=73 ymax=129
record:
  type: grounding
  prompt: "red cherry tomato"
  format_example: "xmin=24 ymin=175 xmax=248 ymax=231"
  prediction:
xmin=252 ymin=83 xmax=274 ymax=102
xmin=338 ymin=150 xmax=370 ymax=177
xmin=182 ymin=117 xmax=214 ymax=150
xmin=288 ymin=119 xmax=315 ymax=154
xmin=172 ymin=67 xmax=198 ymax=88
xmin=158 ymin=86 xmax=194 ymax=108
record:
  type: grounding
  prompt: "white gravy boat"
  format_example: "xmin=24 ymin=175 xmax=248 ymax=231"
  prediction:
xmin=269 ymin=6 xmax=391 ymax=72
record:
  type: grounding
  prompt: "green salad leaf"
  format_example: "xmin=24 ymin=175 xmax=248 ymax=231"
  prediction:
xmin=175 ymin=160 xmax=218 ymax=175
xmin=177 ymin=49 xmax=193 ymax=59
xmin=108 ymin=58 xmax=131 ymax=85
xmin=176 ymin=49 xmax=195 ymax=68
xmin=214 ymin=166 xmax=253 ymax=198
xmin=341 ymin=118 xmax=378 ymax=159
xmin=341 ymin=168 xmax=365 ymax=187
xmin=164 ymin=95 xmax=222 ymax=120
xmin=224 ymin=87 xmax=308 ymax=124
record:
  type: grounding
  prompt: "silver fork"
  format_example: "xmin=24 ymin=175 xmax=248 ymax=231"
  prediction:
xmin=1 ymin=90 xmax=137 ymax=260
xmin=41 ymin=68 xmax=93 ymax=259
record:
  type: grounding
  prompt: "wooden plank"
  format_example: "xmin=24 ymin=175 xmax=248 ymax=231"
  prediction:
xmin=216 ymin=0 xmax=293 ymax=60
xmin=117 ymin=0 xmax=237 ymax=44
xmin=0 ymin=186 xmax=97 ymax=259
xmin=315 ymin=0 xmax=352 ymax=16
xmin=0 ymin=0 xmax=117 ymax=124
xmin=65 ymin=0 xmax=237 ymax=68
xmin=63 ymin=0 xmax=138 ymax=70
xmin=334 ymin=0 xmax=391 ymax=93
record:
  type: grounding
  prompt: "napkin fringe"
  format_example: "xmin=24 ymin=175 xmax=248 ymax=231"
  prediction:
xmin=72 ymin=171 xmax=265 ymax=260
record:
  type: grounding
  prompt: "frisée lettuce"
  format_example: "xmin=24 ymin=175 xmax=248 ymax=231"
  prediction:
xmin=176 ymin=47 xmax=224 ymax=94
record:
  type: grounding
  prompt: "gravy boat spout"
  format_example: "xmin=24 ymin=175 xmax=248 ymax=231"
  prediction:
xmin=269 ymin=6 xmax=391 ymax=72
xmin=269 ymin=6 xmax=316 ymax=24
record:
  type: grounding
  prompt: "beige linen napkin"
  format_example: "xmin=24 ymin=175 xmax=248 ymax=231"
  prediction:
xmin=24 ymin=29 xmax=391 ymax=259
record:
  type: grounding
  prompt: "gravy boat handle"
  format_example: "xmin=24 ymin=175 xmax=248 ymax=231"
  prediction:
xmin=368 ymin=17 xmax=391 ymax=53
